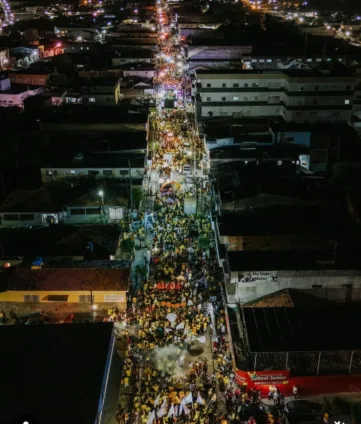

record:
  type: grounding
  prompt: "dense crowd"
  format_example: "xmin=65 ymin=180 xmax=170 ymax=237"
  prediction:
xmin=116 ymin=2 xmax=258 ymax=424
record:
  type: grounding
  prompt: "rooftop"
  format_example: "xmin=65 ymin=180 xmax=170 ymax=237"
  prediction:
xmin=241 ymin=306 xmax=361 ymax=352
xmin=242 ymin=288 xmax=331 ymax=308
xmin=0 ymin=186 xmax=128 ymax=213
xmin=8 ymin=267 xmax=130 ymax=291
xmin=217 ymin=206 xmax=340 ymax=236
xmin=0 ymin=323 xmax=114 ymax=424
xmin=43 ymin=155 xmax=145 ymax=169
xmin=195 ymin=67 xmax=355 ymax=78
xmin=0 ymin=83 xmax=42 ymax=94
xmin=0 ymin=225 xmax=121 ymax=259
xmin=227 ymin=249 xmax=360 ymax=271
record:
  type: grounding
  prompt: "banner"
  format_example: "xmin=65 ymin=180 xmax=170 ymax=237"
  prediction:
xmin=236 ymin=370 xmax=289 ymax=386
xmin=239 ymin=271 xmax=277 ymax=283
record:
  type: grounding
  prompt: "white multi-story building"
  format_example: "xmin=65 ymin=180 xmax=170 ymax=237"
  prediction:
xmin=194 ymin=69 xmax=356 ymax=123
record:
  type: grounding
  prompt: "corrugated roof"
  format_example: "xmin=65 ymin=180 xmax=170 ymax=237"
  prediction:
xmin=242 ymin=289 xmax=330 ymax=308
xmin=242 ymin=306 xmax=361 ymax=352
xmin=8 ymin=267 xmax=130 ymax=291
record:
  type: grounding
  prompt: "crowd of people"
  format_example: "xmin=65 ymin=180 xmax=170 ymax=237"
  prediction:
xmin=116 ymin=3 xmax=260 ymax=424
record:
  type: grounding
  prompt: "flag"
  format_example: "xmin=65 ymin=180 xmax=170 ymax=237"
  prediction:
xmin=210 ymin=393 xmax=217 ymax=403
xmin=183 ymin=401 xmax=191 ymax=415
xmin=178 ymin=401 xmax=184 ymax=416
xmin=146 ymin=410 xmax=156 ymax=424
xmin=176 ymin=321 xmax=185 ymax=330
xmin=157 ymin=398 xmax=168 ymax=418
xmin=196 ymin=392 xmax=205 ymax=405
xmin=183 ymin=392 xmax=193 ymax=404
xmin=167 ymin=404 xmax=175 ymax=418
xmin=154 ymin=394 xmax=161 ymax=407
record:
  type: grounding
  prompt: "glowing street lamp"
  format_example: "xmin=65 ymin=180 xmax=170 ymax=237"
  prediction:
xmin=98 ymin=190 xmax=104 ymax=204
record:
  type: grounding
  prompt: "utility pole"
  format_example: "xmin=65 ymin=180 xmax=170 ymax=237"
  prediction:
xmin=128 ymin=159 xmax=133 ymax=211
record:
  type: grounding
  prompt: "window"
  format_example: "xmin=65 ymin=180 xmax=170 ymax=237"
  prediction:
xmin=222 ymin=83 xmax=226 ymax=88
xmin=233 ymin=96 xmax=239 ymax=101
xmin=345 ymin=99 xmax=350 ymax=104
xmin=88 ymin=170 xmax=99 ymax=176
xmin=48 ymin=295 xmax=68 ymax=301
xmin=86 ymin=208 xmax=100 ymax=215
xmin=46 ymin=170 xmax=57 ymax=176
xmin=252 ymin=83 xmax=258 ymax=88
xmin=307 ymin=58 xmax=312 ymax=62
xmin=298 ymin=86 xmax=304 ymax=91
xmin=332 ymin=111 xmax=340 ymax=116
xmin=233 ymin=83 xmax=239 ymax=88
xmin=103 ymin=170 xmax=112 ymax=176
xmin=259 ymin=59 xmax=264 ymax=63
xmin=253 ymin=96 xmax=258 ymax=101
xmin=206 ymin=83 xmax=211 ymax=88
xmin=70 ymin=208 xmax=86 ymax=215
xmin=313 ymin=100 xmax=318 ymax=105
xmin=19 ymin=214 xmax=35 ymax=221
xmin=119 ymin=170 xmax=129 ymax=175
xmin=78 ymin=295 xmax=94 ymax=302
xmin=316 ymin=58 xmax=321 ymax=62
xmin=3 ymin=214 xmax=19 ymax=221
xmin=89 ymin=98 xmax=96 ymax=103
xmin=71 ymin=170 xmax=75 ymax=174
xmin=312 ymin=285 xmax=322 ymax=289
xmin=314 ymin=86 xmax=319 ymax=91
xmin=310 ymin=111 xmax=318 ymax=117
xmin=267 ymin=59 xmax=272 ymax=63
xmin=24 ymin=295 xmax=39 ymax=302
xmin=206 ymin=97 xmax=211 ymax=101
xmin=221 ymin=97 xmax=226 ymax=101
xmin=277 ymin=160 xmax=282 ymax=166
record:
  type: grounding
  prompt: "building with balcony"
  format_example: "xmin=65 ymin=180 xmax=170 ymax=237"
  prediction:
xmin=194 ymin=68 xmax=356 ymax=123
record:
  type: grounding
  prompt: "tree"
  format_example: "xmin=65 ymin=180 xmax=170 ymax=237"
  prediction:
xmin=198 ymin=235 xmax=211 ymax=251
xmin=351 ymin=402 xmax=361 ymax=424
xmin=120 ymin=237 xmax=135 ymax=254
xmin=132 ymin=187 xmax=143 ymax=209
xmin=136 ymin=265 xmax=148 ymax=279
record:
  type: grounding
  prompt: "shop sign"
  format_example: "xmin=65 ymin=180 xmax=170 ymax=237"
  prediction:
xmin=104 ymin=294 xmax=124 ymax=303
xmin=247 ymin=371 xmax=289 ymax=385
xmin=236 ymin=370 xmax=289 ymax=385
xmin=239 ymin=271 xmax=277 ymax=283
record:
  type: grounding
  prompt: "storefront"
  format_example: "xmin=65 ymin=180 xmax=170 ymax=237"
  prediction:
xmin=235 ymin=370 xmax=290 ymax=394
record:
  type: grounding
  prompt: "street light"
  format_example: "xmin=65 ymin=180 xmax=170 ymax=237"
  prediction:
xmin=98 ymin=190 xmax=104 ymax=204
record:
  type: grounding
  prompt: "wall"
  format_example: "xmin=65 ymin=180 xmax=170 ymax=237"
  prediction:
xmin=9 ymin=73 xmax=48 ymax=86
xmin=123 ymin=69 xmax=156 ymax=79
xmin=41 ymin=167 xmax=144 ymax=183
xmin=0 ymin=212 xmax=44 ymax=227
xmin=227 ymin=269 xmax=361 ymax=303
xmin=112 ymin=58 xmax=152 ymax=67
xmin=0 ymin=290 xmax=127 ymax=316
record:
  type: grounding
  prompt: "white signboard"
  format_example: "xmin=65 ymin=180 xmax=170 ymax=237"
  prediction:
xmin=104 ymin=294 xmax=125 ymax=303
xmin=299 ymin=154 xmax=310 ymax=170
xmin=239 ymin=271 xmax=277 ymax=283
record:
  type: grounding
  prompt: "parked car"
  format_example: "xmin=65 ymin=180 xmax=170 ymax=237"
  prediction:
xmin=62 ymin=313 xmax=93 ymax=324
xmin=284 ymin=400 xmax=323 ymax=424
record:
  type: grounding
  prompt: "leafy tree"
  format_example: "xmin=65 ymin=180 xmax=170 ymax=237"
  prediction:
xmin=120 ymin=237 xmax=135 ymax=254
xmin=351 ymin=402 xmax=361 ymax=424
xmin=132 ymin=187 xmax=143 ymax=209
xmin=136 ymin=265 xmax=148 ymax=278
xmin=198 ymin=235 xmax=211 ymax=251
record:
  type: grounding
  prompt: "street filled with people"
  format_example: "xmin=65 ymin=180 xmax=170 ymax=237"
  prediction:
xmin=115 ymin=2 xmax=286 ymax=424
